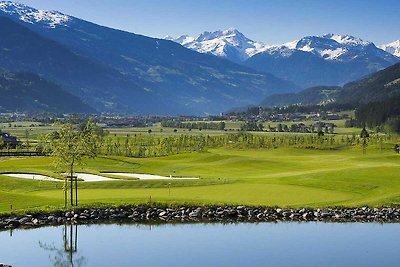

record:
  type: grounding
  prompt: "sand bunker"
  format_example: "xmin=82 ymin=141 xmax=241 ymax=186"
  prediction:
xmin=2 ymin=173 xmax=116 ymax=182
xmin=75 ymin=173 xmax=116 ymax=182
xmin=104 ymin=173 xmax=199 ymax=180
xmin=2 ymin=172 xmax=199 ymax=182
xmin=2 ymin=173 xmax=61 ymax=182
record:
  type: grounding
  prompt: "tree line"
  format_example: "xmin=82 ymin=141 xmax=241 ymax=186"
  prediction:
xmin=161 ymin=121 xmax=225 ymax=130
xmin=241 ymin=122 xmax=335 ymax=134
xmin=95 ymin=131 xmax=396 ymax=158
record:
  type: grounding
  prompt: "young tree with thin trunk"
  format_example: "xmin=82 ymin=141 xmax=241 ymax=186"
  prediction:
xmin=46 ymin=121 xmax=101 ymax=207
xmin=360 ymin=127 xmax=369 ymax=155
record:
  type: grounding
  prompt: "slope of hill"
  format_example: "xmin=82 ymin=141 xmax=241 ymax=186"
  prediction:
xmin=260 ymin=63 xmax=400 ymax=108
xmin=0 ymin=2 xmax=298 ymax=115
xmin=338 ymin=62 xmax=400 ymax=105
xmin=261 ymin=86 xmax=340 ymax=107
xmin=0 ymin=70 xmax=94 ymax=113
xmin=352 ymin=63 xmax=400 ymax=130
xmin=0 ymin=16 xmax=162 ymax=114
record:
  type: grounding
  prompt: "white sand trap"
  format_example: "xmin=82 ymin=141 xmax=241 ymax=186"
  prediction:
xmin=104 ymin=173 xmax=199 ymax=180
xmin=2 ymin=173 xmax=61 ymax=182
xmin=2 ymin=173 xmax=117 ymax=182
xmin=75 ymin=173 xmax=116 ymax=182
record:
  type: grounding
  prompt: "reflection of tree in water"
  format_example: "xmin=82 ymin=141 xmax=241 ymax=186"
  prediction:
xmin=39 ymin=224 xmax=87 ymax=267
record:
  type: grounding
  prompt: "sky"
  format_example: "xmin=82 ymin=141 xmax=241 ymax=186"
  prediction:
xmin=14 ymin=0 xmax=400 ymax=45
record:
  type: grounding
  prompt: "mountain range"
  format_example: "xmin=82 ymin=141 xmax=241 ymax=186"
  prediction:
xmin=168 ymin=30 xmax=400 ymax=88
xmin=0 ymin=16 xmax=154 ymax=114
xmin=0 ymin=1 xmax=297 ymax=115
xmin=0 ymin=1 xmax=399 ymax=115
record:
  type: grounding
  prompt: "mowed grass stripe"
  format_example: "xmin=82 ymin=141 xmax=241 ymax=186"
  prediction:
xmin=30 ymin=183 xmax=355 ymax=208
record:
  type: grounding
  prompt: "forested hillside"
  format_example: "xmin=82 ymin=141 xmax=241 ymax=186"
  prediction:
xmin=0 ymin=70 xmax=94 ymax=113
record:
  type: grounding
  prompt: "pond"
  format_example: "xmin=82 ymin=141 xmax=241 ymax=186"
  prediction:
xmin=0 ymin=222 xmax=399 ymax=267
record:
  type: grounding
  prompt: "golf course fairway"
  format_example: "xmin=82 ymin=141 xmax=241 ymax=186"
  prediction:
xmin=0 ymin=146 xmax=399 ymax=214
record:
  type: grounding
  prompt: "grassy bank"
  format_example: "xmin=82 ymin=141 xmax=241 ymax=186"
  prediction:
xmin=0 ymin=144 xmax=399 ymax=214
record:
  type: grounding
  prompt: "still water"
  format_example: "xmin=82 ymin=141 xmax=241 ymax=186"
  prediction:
xmin=0 ymin=222 xmax=399 ymax=267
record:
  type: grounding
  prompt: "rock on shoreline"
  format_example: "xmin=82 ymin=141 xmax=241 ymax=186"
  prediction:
xmin=1 ymin=206 xmax=400 ymax=230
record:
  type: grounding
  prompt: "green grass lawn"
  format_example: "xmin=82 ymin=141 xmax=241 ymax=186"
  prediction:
xmin=0 ymin=144 xmax=399 ymax=214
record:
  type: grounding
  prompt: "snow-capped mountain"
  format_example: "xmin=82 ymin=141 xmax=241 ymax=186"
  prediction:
xmin=166 ymin=28 xmax=268 ymax=63
xmin=0 ymin=1 xmax=71 ymax=28
xmin=264 ymin=34 xmax=395 ymax=62
xmin=167 ymin=29 xmax=399 ymax=69
xmin=379 ymin=40 xmax=400 ymax=58
xmin=245 ymin=34 xmax=400 ymax=88
xmin=170 ymin=29 xmax=400 ymax=88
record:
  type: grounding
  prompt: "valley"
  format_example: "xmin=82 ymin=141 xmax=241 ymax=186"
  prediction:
xmin=0 ymin=1 xmax=399 ymax=266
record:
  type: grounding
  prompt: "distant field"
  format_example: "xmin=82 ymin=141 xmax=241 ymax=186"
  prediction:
xmin=0 ymin=122 xmax=58 ymax=140
xmin=0 ymin=143 xmax=399 ymax=214
xmin=1 ymin=119 xmax=362 ymax=143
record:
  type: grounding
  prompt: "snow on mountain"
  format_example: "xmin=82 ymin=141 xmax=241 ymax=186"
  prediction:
xmin=0 ymin=1 xmax=71 ymax=28
xmin=166 ymin=28 xmax=268 ymax=62
xmin=325 ymin=33 xmax=371 ymax=46
xmin=263 ymin=34 xmax=391 ymax=62
xmin=379 ymin=40 xmax=400 ymax=58
xmin=167 ymin=30 xmax=396 ymax=64
xmin=165 ymin=35 xmax=195 ymax=46
xmin=245 ymin=34 xmax=399 ymax=89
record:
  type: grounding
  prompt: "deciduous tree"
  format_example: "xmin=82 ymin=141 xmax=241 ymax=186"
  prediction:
xmin=46 ymin=121 xmax=101 ymax=207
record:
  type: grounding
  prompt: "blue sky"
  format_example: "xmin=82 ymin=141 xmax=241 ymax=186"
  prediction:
xmin=15 ymin=0 xmax=400 ymax=45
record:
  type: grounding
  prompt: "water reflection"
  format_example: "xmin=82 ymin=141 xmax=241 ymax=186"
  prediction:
xmin=36 ymin=223 xmax=158 ymax=267
xmin=39 ymin=225 xmax=87 ymax=267
xmin=0 ymin=222 xmax=399 ymax=267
